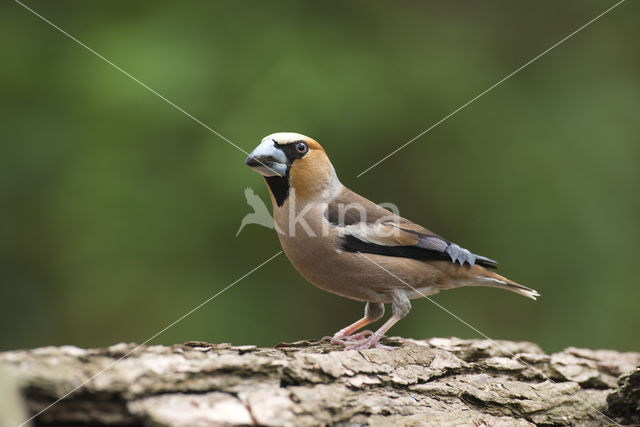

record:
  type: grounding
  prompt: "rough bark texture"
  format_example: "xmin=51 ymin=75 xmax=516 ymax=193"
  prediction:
xmin=1 ymin=337 xmax=639 ymax=426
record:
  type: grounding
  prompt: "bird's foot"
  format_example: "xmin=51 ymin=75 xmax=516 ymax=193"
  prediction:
xmin=322 ymin=330 xmax=373 ymax=346
xmin=345 ymin=335 xmax=397 ymax=351
xmin=330 ymin=330 xmax=373 ymax=345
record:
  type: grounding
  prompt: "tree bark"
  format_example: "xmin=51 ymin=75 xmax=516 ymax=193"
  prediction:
xmin=1 ymin=337 xmax=639 ymax=426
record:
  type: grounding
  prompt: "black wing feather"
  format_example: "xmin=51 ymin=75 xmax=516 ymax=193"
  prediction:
xmin=340 ymin=234 xmax=498 ymax=269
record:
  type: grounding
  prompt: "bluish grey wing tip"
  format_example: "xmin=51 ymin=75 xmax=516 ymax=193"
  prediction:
xmin=446 ymin=244 xmax=474 ymax=266
xmin=446 ymin=244 xmax=499 ymax=268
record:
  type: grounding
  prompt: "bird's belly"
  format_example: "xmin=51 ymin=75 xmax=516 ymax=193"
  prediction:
xmin=279 ymin=239 xmax=383 ymax=302
xmin=277 ymin=230 xmax=438 ymax=303
xmin=272 ymin=202 xmax=444 ymax=303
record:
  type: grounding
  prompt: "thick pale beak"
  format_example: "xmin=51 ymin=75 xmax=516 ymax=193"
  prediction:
xmin=245 ymin=139 xmax=288 ymax=177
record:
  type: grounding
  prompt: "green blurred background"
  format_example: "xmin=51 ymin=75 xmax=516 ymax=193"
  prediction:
xmin=1 ymin=1 xmax=638 ymax=353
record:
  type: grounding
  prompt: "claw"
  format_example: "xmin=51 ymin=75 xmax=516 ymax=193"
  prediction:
xmin=345 ymin=335 xmax=397 ymax=351
xmin=325 ymin=330 xmax=397 ymax=350
xmin=339 ymin=330 xmax=373 ymax=341
xmin=325 ymin=330 xmax=374 ymax=346
xmin=332 ymin=337 xmax=368 ymax=346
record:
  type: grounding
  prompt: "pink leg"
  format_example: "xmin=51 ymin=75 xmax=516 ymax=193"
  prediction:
xmin=324 ymin=317 xmax=375 ymax=345
xmin=345 ymin=314 xmax=403 ymax=350
xmin=345 ymin=290 xmax=411 ymax=351
xmin=323 ymin=302 xmax=384 ymax=345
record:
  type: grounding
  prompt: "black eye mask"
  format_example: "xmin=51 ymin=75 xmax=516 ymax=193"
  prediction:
xmin=273 ymin=140 xmax=308 ymax=163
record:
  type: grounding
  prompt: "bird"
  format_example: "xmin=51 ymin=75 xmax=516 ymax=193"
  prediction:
xmin=244 ymin=132 xmax=539 ymax=350
xmin=236 ymin=187 xmax=274 ymax=236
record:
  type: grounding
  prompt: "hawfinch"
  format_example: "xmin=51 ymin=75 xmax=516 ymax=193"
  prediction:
xmin=245 ymin=132 xmax=539 ymax=350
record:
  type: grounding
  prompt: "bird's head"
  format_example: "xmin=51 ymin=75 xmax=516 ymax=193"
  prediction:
xmin=245 ymin=132 xmax=340 ymax=204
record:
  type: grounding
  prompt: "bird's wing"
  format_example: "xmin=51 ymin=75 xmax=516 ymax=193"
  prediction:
xmin=329 ymin=188 xmax=497 ymax=268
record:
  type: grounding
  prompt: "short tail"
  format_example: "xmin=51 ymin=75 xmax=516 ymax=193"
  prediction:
xmin=475 ymin=276 xmax=540 ymax=300
xmin=435 ymin=263 xmax=540 ymax=300
xmin=454 ymin=271 xmax=540 ymax=300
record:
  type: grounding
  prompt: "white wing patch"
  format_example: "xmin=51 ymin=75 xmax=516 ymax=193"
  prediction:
xmin=340 ymin=222 xmax=400 ymax=246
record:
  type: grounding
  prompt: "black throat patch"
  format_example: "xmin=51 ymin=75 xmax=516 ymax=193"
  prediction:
xmin=262 ymin=139 xmax=309 ymax=207
xmin=264 ymin=175 xmax=290 ymax=207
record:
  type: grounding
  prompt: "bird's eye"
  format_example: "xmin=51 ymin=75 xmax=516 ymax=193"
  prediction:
xmin=295 ymin=142 xmax=308 ymax=154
